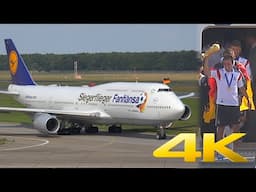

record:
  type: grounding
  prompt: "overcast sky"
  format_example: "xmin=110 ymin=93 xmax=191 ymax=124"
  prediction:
xmin=0 ymin=24 xmax=203 ymax=54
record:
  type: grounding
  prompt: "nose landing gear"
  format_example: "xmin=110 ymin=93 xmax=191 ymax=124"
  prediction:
xmin=156 ymin=125 xmax=167 ymax=140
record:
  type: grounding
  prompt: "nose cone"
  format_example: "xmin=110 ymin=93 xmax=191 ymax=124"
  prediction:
xmin=164 ymin=92 xmax=186 ymax=121
xmin=166 ymin=94 xmax=186 ymax=121
xmin=173 ymin=101 xmax=185 ymax=119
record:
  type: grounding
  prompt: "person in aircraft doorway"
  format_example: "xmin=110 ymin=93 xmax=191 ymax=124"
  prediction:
xmin=221 ymin=47 xmax=255 ymax=144
xmin=203 ymin=48 xmax=251 ymax=160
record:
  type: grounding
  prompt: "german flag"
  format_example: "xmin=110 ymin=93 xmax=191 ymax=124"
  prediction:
xmin=203 ymin=77 xmax=216 ymax=123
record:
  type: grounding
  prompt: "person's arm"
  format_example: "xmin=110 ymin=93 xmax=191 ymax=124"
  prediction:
xmin=239 ymin=86 xmax=248 ymax=98
xmin=249 ymin=47 xmax=256 ymax=81
xmin=202 ymin=57 xmax=211 ymax=77
xmin=239 ymin=86 xmax=251 ymax=109
xmin=245 ymin=61 xmax=252 ymax=79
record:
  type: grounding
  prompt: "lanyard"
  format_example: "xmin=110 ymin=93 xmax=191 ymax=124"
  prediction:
xmin=224 ymin=73 xmax=233 ymax=88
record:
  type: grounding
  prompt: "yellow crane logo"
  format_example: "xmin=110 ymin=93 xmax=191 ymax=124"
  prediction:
xmin=9 ymin=51 xmax=18 ymax=75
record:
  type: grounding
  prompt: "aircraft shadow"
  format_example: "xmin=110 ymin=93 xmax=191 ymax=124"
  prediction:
xmin=79 ymin=131 xmax=176 ymax=140
xmin=0 ymin=131 xmax=173 ymax=140
xmin=0 ymin=124 xmax=195 ymax=140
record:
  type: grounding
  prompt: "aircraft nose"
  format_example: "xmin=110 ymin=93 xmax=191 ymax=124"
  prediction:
xmin=171 ymin=100 xmax=185 ymax=120
xmin=166 ymin=93 xmax=186 ymax=120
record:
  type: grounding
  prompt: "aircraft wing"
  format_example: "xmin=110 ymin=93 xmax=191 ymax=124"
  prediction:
xmin=0 ymin=90 xmax=19 ymax=95
xmin=178 ymin=92 xmax=195 ymax=99
xmin=0 ymin=107 xmax=111 ymax=119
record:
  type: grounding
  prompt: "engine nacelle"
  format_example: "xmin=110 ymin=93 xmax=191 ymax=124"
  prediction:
xmin=179 ymin=105 xmax=192 ymax=121
xmin=33 ymin=113 xmax=60 ymax=135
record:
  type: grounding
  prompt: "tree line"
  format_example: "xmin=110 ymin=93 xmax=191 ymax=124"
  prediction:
xmin=0 ymin=51 xmax=201 ymax=71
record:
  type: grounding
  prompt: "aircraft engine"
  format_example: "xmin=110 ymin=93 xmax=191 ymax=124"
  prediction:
xmin=179 ymin=105 xmax=192 ymax=121
xmin=33 ymin=113 xmax=60 ymax=134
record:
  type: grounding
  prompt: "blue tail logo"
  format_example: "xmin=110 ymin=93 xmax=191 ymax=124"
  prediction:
xmin=5 ymin=39 xmax=36 ymax=85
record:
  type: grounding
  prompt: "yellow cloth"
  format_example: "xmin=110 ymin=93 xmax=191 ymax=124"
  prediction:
xmin=240 ymin=80 xmax=255 ymax=111
xmin=203 ymin=98 xmax=216 ymax=123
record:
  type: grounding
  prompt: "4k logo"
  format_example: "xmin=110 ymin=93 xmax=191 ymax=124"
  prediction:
xmin=153 ymin=133 xmax=248 ymax=162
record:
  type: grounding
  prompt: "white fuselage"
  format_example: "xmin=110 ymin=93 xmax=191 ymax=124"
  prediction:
xmin=8 ymin=82 xmax=186 ymax=126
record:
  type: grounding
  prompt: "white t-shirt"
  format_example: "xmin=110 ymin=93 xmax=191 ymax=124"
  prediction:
xmin=211 ymin=68 xmax=244 ymax=106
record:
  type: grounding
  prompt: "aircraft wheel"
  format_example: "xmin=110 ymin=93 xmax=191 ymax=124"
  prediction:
xmin=70 ymin=128 xmax=82 ymax=135
xmin=156 ymin=132 xmax=166 ymax=140
xmin=109 ymin=125 xmax=122 ymax=133
xmin=57 ymin=128 xmax=71 ymax=135
xmin=85 ymin=126 xmax=99 ymax=133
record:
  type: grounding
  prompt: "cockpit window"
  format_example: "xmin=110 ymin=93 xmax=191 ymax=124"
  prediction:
xmin=158 ymin=88 xmax=172 ymax=92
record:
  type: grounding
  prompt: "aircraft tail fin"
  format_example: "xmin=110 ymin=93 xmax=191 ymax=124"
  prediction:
xmin=4 ymin=39 xmax=36 ymax=85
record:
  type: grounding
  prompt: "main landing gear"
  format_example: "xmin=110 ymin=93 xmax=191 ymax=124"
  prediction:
xmin=57 ymin=121 xmax=123 ymax=135
xmin=57 ymin=121 xmax=82 ymax=135
xmin=85 ymin=125 xmax=99 ymax=133
xmin=57 ymin=121 xmax=99 ymax=135
xmin=108 ymin=125 xmax=122 ymax=133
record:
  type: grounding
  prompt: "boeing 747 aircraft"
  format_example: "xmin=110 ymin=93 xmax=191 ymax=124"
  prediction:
xmin=0 ymin=39 xmax=194 ymax=139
